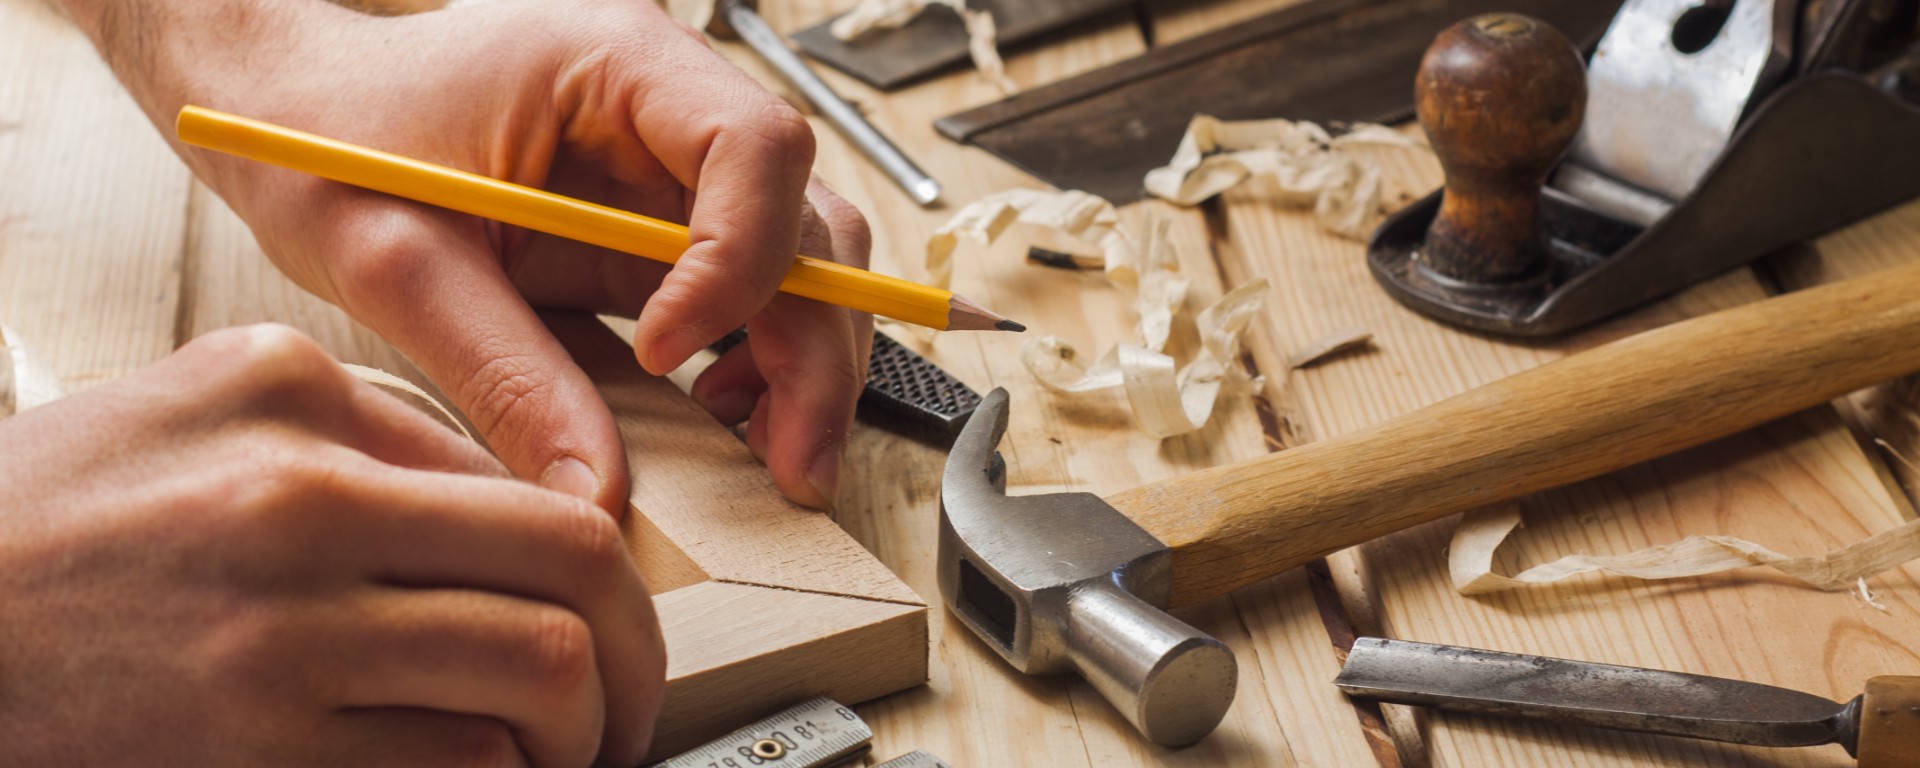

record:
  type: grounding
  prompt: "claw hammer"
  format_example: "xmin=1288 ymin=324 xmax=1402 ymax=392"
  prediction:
xmin=940 ymin=256 xmax=1920 ymax=747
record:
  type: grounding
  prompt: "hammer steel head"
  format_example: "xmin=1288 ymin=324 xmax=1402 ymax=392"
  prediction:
xmin=938 ymin=388 xmax=1237 ymax=747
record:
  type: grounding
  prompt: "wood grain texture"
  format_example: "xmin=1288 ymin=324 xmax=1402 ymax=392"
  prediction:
xmin=0 ymin=0 xmax=187 ymax=389
xmin=1114 ymin=256 xmax=1920 ymax=607
xmin=1213 ymin=129 xmax=1920 ymax=768
xmin=751 ymin=2 xmax=1385 ymax=764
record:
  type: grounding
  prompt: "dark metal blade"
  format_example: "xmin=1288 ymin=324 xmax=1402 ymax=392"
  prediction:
xmin=933 ymin=0 xmax=1624 ymax=204
xmin=1336 ymin=638 xmax=1852 ymax=749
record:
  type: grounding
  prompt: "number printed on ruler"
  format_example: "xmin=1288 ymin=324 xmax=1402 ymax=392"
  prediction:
xmin=649 ymin=696 xmax=873 ymax=768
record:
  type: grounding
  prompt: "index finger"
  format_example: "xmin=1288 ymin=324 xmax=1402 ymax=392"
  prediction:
xmin=611 ymin=13 xmax=817 ymax=374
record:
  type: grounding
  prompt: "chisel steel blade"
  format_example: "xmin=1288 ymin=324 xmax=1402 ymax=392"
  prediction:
xmin=1336 ymin=638 xmax=1853 ymax=749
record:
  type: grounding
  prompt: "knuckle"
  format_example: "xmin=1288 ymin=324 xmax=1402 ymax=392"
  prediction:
xmin=520 ymin=608 xmax=597 ymax=695
xmin=430 ymin=719 xmax=521 ymax=768
xmin=736 ymin=99 xmax=816 ymax=173
xmin=200 ymin=607 xmax=297 ymax=692
xmin=199 ymin=324 xmax=342 ymax=401
xmin=555 ymin=503 xmax=629 ymax=601
xmin=328 ymin=209 xmax=436 ymax=307
xmin=229 ymin=449 xmax=353 ymax=539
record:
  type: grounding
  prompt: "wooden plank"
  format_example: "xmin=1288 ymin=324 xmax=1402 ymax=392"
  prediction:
xmin=0 ymin=0 xmax=188 ymax=389
xmin=744 ymin=3 xmax=1382 ymax=765
xmin=650 ymin=581 xmax=924 ymax=757
xmin=1213 ymin=138 xmax=1920 ymax=767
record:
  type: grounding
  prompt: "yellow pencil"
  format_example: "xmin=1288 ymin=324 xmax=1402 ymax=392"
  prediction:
xmin=175 ymin=106 xmax=1022 ymax=333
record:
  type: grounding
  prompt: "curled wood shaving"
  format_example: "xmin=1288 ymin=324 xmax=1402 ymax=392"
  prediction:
xmin=925 ymin=189 xmax=1130 ymax=290
xmin=1143 ymin=114 xmax=1428 ymax=240
xmin=341 ymin=364 xmax=472 ymax=440
xmin=1288 ymin=327 xmax=1373 ymax=369
xmin=929 ymin=190 xmax=1266 ymax=438
xmin=1020 ymin=279 xmax=1267 ymax=439
xmin=0 ymin=325 xmax=63 ymax=417
xmin=1448 ymin=502 xmax=1920 ymax=595
xmin=831 ymin=0 xmax=932 ymax=39
xmin=1860 ymin=577 xmax=1891 ymax=613
xmin=831 ymin=0 xmax=1015 ymax=93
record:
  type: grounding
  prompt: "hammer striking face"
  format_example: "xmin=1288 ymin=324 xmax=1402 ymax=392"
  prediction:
xmin=938 ymin=257 xmax=1920 ymax=747
xmin=938 ymin=389 xmax=1237 ymax=747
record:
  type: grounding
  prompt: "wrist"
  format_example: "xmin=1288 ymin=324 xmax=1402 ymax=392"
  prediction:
xmin=59 ymin=0 xmax=340 ymax=148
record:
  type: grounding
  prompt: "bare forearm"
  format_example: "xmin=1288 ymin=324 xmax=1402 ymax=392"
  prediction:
xmin=56 ymin=0 xmax=330 ymax=144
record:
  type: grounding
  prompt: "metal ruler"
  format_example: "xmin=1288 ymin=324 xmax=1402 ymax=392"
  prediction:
xmin=648 ymin=697 xmax=872 ymax=768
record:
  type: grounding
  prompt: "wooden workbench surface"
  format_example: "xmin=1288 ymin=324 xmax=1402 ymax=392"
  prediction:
xmin=6 ymin=0 xmax=1920 ymax=765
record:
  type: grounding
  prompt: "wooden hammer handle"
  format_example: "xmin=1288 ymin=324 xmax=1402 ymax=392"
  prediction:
xmin=1110 ymin=260 xmax=1920 ymax=607
xmin=1859 ymin=675 xmax=1920 ymax=768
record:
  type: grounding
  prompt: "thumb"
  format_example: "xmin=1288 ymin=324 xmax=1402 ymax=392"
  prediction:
xmin=328 ymin=209 xmax=631 ymax=516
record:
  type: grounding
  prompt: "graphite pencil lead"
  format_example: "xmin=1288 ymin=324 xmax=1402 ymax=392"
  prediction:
xmin=945 ymin=293 xmax=1023 ymax=332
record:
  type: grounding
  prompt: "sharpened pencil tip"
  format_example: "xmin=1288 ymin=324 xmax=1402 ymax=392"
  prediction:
xmin=996 ymin=319 xmax=1027 ymax=333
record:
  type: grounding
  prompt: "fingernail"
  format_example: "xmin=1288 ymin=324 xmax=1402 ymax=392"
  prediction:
xmin=641 ymin=327 xmax=704 ymax=375
xmin=542 ymin=456 xmax=598 ymax=500
xmin=805 ymin=449 xmax=841 ymax=511
xmin=698 ymin=386 xmax=756 ymax=425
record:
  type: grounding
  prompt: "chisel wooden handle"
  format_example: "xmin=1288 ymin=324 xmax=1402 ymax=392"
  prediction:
xmin=1859 ymin=676 xmax=1920 ymax=768
xmin=1109 ymin=260 xmax=1920 ymax=607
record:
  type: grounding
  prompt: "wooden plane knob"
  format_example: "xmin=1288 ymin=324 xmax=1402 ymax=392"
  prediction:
xmin=1416 ymin=14 xmax=1586 ymax=284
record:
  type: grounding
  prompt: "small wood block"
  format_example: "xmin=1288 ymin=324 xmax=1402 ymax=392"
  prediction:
xmin=547 ymin=314 xmax=927 ymax=760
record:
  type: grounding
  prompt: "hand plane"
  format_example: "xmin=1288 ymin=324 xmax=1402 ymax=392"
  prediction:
xmin=1368 ymin=0 xmax=1920 ymax=335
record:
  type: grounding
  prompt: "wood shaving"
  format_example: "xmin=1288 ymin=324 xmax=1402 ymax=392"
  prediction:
xmin=1860 ymin=577 xmax=1892 ymax=612
xmin=1448 ymin=502 xmax=1920 ymax=595
xmin=0 ymin=325 xmax=63 ymax=417
xmin=831 ymin=0 xmax=1015 ymax=93
xmin=925 ymin=189 xmax=1130 ymax=290
xmin=930 ymin=190 xmax=1265 ymax=438
xmin=342 ymin=364 xmax=472 ymax=439
xmin=1288 ymin=327 xmax=1373 ymax=369
xmin=1019 ymin=279 xmax=1267 ymax=439
xmin=1144 ymin=114 xmax=1429 ymax=240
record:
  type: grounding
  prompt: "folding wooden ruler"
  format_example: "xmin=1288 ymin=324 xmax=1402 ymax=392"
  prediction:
xmin=647 ymin=697 xmax=950 ymax=768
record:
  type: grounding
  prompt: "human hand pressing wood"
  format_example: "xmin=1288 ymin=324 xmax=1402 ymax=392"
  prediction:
xmin=0 ymin=325 xmax=666 ymax=767
xmin=55 ymin=0 xmax=874 ymax=512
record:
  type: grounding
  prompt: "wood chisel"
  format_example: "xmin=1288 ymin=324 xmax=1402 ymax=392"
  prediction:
xmin=1336 ymin=637 xmax=1920 ymax=766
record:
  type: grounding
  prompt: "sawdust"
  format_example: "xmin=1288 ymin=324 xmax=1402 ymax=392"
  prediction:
xmin=1143 ymin=114 xmax=1428 ymax=240
xmin=832 ymin=0 xmax=1016 ymax=93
